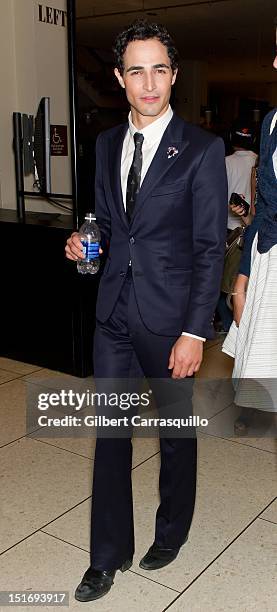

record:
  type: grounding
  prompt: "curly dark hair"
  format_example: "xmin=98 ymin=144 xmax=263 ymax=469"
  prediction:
xmin=113 ymin=19 xmax=179 ymax=75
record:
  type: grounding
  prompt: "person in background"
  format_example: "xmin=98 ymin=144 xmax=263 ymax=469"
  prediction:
xmin=222 ymin=30 xmax=277 ymax=434
xmin=215 ymin=122 xmax=257 ymax=333
xmin=226 ymin=121 xmax=257 ymax=232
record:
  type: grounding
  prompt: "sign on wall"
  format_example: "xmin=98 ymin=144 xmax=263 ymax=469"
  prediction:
xmin=50 ymin=125 xmax=68 ymax=156
xmin=38 ymin=4 xmax=67 ymax=27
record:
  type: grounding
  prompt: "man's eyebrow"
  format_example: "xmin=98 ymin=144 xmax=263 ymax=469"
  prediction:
xmin=126 ymin=65 xmax=144 ymax=72
xmin=153 ymin=63 xmax=170 ymax=69
xmin=126 ymin=63 xmax=170 ymax=72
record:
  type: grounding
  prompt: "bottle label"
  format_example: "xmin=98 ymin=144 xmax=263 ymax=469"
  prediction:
xmin=81 ymin=240 xmax=99 ymax=261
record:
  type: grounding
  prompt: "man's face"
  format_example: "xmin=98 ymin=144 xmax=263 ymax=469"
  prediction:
xmin=114 ymin=38 xmax=177 ymax=123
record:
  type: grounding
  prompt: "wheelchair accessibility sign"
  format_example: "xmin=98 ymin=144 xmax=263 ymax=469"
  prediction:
xmin=50 ymin=125 xmax=68 ymax=156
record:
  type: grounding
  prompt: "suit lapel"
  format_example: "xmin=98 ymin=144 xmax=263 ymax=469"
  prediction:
xmin=107 ymin=114 xmax=190 ymax=228
xmin=130 ymin=114 xmax=189 ymax=226
xmin=109 ymin=123 xmax=129 ymax=228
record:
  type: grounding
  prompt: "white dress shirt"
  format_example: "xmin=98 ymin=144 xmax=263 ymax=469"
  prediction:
xmin=121 ymin=105 xmax=173 ymax=206
xmin=120 ymin=105 xmax=206 ymax=342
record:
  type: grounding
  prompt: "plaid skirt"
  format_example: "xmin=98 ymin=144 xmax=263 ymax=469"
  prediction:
xmin=222 ymin=233 xmax=277 ymax=411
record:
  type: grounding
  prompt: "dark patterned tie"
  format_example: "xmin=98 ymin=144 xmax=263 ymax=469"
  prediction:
xmin=126 ymin=132 xmax=144 ymax=223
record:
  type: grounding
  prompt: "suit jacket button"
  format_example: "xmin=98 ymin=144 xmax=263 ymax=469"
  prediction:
xmin=129 ymin=237 xmax=135 ymax=245
xmin=119 ymin=271 xmax=125 ymax=276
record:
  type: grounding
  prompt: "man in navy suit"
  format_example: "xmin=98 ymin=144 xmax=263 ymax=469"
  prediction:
xmin=66 ymin=20 xmax=227 ymax=602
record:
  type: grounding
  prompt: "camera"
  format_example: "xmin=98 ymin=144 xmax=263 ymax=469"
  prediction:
xmin=229 ymin=192 xmax=250 ymax=216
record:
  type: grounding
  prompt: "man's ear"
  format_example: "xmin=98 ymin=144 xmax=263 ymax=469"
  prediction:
xmin=171 ymin=68 xmax=178 ymax=86
xmin=114 ymin=67 xmax=125 ymax=89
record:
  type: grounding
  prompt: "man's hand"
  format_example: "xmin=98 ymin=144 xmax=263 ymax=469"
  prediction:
xmin=229 ymin=203 xmax=246 ymax=216
xmin=168 ymin=336 xmax=203 ymax=378
xmin=229 ymin=194 xmax=252 ymax=226
xmin=65 ymin=232 xmax=103 ymax=261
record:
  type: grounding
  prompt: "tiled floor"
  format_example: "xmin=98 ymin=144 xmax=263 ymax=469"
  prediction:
xmin=0 ymin=344 xmax=276 ymax=612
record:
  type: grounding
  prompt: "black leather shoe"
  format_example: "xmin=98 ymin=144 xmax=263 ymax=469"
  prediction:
xmin=75 ymin=559 xmax=132 ymax=602
xmin=139 ymin=537 xmax=188 ymax=571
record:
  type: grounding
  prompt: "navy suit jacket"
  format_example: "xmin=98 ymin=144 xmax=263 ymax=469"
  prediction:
xmin=94 ymin=113 xmax=228 ymax=339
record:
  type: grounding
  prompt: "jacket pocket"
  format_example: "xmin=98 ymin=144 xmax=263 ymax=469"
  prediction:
xmin=165 ymin=267 xmax=192 ymax=286
xmin=151 ymin=179 xmax=186 ymax=197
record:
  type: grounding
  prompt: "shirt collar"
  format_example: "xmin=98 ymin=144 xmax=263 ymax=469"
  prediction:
xmin=128 ymin=105 xmax=173 ymax=145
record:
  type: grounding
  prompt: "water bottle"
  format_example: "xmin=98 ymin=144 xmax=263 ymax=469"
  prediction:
xmin=77 ymin=212 xmax=101 ymax=275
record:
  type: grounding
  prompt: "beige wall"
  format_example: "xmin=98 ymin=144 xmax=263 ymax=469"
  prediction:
xmin=175 ymin=61 xmax=208 ymax=124
xmin=0 ymin=2 xmax=18 ymax=208
xmin=0 ymin=0 xmax=71 ymax=213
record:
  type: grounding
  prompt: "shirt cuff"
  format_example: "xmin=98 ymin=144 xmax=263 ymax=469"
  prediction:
xmin=181 ymin=332 xmax=206 ymax=342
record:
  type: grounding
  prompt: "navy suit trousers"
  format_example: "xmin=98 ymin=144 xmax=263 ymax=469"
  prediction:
xmin=90 ymin=270 xmax=197 ymax=570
